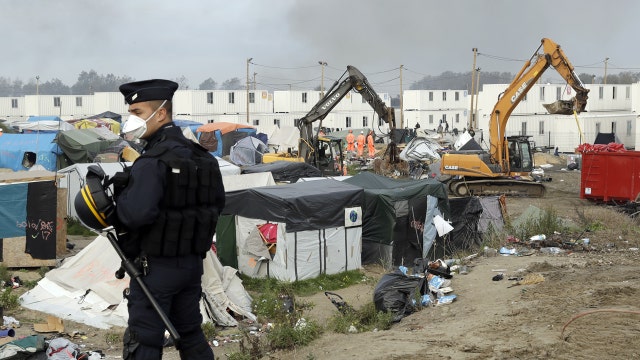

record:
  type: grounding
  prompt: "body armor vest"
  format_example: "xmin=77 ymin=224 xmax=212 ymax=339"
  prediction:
xmin=132 ymin=138 xmax=221 ymax=257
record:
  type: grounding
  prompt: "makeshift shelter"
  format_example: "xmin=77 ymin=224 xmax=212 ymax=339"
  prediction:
xmin=230 ymin=136 xmax=268 ymax=166
xmin=196 ymin=122 xmax=256 ymax=156
xmin=0 ymin=133 xmax=60 ymax=171
xmin=59 ymin=157 xmax=240 ymax=220
xmin=445 ymin=196 xmax=507 ymax=254
xmin=174 ymin=119 xmax=204 ymax=135
xmin=344 ymin=172 xmax=450 ymax=266
xmin=20 ymin=235 xmax=256 ymax=329
xmin=54 ymin=129 xmax=125 ymax=164
xmin=216 ymin=172 xmax=276 ymax=268
xmin=242 ymin=161 xmax=322 ymax=183
xmin=67 ymin=118 xmax=121 ymax=135
xmin=267 ymin=126 xmax=300 ymax=152
xmin=27 ymin=116 xmax=62 ymax=123
xmin=17 ymin=120 xmax=74 ymax=133
xmin=89 ymin=111 xmax=122 ymax=123
xmin=477 ymin=196 xmax=505 ymax=234
xmin=0 ymin=170 xmax=65 ymax=267
xmin=221 ymin=179 xmax=364 ymax=281
xmin=447 ymin=197 xmax=485 ymax=253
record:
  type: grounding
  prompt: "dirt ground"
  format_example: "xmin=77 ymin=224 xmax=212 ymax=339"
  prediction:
xmin=8 ymin=152 xmax=640 ymax=359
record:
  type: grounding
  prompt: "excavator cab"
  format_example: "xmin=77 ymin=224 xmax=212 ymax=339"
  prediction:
xmin=312 ymin=136 xmax=345 ymax=176
xmin=506 ymin=136 xmax=534 ymax=174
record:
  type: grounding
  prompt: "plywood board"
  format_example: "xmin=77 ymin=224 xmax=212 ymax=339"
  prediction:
xmin=56 ymin=187 xmax=67 ymax=257
xmin=0 ymin=186 xmax=66 ymax=268
xmin=1 ymin=237 xmax=57 ymax=268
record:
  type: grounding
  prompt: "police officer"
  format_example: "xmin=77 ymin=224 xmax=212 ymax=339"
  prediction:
xmin=116 ymin=79 xmax=224 ymax=359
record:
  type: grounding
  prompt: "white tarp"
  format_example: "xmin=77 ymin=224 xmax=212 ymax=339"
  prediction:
xmin=399 ymin=137 xmax=441 ymax=162
xmin=222 ymin=172 xmax=275 ymax=192
xmin=216 ymin=156 xmax=241 ymax=176
xmin=454 ymin=132 xmax=473 ymax=150
xmin=16 ymin=121 xmax=75 ymax=133
xmin=296 ymin=176 xmax=351 ymax=182
xmin=266 ymin=126 xmax=299 ymax=152
xmin=20 ymin=235 xmax=256 ymax=329
xmin=182 ymin=126 xmax=199 ymax=143
xmin=235 ymin=216 xmax=362 ymax=282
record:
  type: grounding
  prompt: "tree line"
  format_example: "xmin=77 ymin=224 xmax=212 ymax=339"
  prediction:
xmin=1 ymin=69 xmax=639 ymax=97
xmin=0 ymin=70 xmax=245 ymax=97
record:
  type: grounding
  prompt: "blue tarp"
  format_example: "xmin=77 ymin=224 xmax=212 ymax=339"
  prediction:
xmin=0 ymin=133 xmax=60 ymax=171
xmin=173 ymin=119 xmax=203 ymax=135
xmin=0 ymin=183 xmax=28 ymax=238
xmin=27 ymin=116 xmax=62 ymax=122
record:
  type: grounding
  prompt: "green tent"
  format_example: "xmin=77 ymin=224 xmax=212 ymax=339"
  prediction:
xmin=344 ymin=172 xmax=450 ymax=266
xmin=54 ymin=129 xmax=123 ymax=164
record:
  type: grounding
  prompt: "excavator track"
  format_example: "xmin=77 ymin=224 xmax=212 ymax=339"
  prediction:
xmin=449 ymin=179 xmax=546 ymax=198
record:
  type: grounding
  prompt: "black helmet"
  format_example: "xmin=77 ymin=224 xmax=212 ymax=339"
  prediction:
xmin=74 ymin=165 xmax=116 ymax=231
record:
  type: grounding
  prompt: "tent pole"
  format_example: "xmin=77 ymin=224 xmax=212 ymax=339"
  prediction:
xmin=344 ymin=228 xmax=348 ymax=271
xmin=294 ymin=232 xmax=298 ymax=281
xmin=318 ymin=230 xmax=323 ymax=275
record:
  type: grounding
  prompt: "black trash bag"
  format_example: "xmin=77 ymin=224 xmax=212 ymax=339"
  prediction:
xmin=373 ymin=270 xmax=425 ymax=322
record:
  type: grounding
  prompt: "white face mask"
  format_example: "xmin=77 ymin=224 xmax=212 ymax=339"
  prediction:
xmin=122 ymin=100 xmax=167 ymax=141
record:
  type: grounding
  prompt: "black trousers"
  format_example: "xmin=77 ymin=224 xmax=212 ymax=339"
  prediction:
xmin=125 ymin=254 xmax=214 ymax=359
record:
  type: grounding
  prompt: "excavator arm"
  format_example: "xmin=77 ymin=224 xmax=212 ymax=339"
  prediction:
xmin=298 ymin=65 xmax=396 ymax=162
xmin=489 ymin=37 xmax=590 ymax=171
xmin=441 ymin=38 xmax=589 ymax=197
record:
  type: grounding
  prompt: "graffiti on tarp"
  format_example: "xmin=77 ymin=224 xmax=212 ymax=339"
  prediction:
xmin=17 ymin=218 xmax=55 ymax=241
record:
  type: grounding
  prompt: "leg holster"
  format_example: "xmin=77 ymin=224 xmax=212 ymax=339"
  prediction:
xmin=123 ymin=327 xmax=140 ymax=360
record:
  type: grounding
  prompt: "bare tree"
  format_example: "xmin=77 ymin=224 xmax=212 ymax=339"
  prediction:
xmin=199 ymin=78 xmax=217 ymax=90
xmin=220 ymin=77 xmax=243 ymax=90
xmin=173 ymin=76 xmax=189 ymax=90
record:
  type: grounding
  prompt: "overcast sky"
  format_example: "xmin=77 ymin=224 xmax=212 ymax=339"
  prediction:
xmin=3 ymin=0 xmax=639 ymax=94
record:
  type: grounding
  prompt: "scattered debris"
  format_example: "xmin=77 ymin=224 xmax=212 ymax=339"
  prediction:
xmin=325 ymin=292 xmax=354 ymax=315
xmin=34 ymin=315 xmax=64 ymax=333
xmin=508 ymin=273 xmax=545 ymax=288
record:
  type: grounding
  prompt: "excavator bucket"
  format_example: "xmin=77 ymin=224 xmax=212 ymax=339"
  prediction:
xmin=383 ymin=142 xmax=400 ymax=164
xmin=543 ymin=100 xmax=575 ymax=115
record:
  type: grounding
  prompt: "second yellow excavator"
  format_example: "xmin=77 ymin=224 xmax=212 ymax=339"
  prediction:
xmin=440 ymin=38 xmax=589 ymax=197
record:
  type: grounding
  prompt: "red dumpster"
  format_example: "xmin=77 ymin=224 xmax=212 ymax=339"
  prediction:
xmin=581 ymin=151 xmax=640 ymax=202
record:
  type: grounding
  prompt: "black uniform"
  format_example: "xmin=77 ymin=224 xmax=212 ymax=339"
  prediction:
xmin=116 ymin=123 xmax=224 ymax=359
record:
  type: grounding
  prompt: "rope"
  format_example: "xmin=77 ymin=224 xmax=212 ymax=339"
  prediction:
xmin=561 ymin=308 xmax=640 ymax=339
xmin=573 ymin=110 xmax=584 ymax=145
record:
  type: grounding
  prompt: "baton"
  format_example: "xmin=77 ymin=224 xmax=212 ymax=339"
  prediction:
xmin=104 ymin=227 xmax=181 ymax=349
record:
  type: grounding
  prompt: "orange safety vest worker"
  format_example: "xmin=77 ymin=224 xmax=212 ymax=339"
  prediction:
xmin=356 ymin=131 xmax=366 ymax=156
xmin=367 ymin=132 xmax=375 ymax=158
xmin=346 ymin=130 xmax=355 ymax=151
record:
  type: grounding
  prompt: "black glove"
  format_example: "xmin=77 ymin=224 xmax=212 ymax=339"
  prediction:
xmin=111 ymin=169 xmax=131 ymax=199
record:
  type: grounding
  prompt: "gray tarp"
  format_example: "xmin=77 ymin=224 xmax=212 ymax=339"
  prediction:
xmin=241 ymin=161 xmax=322 ymax=183
xmin=223 ymin=179 xmax=364 ymax=232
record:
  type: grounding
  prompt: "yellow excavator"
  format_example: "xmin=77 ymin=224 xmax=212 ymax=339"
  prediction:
xmin=263 ymin=65 xmax=398 ymax=176
xmin=440 ymin=38 xmax=589 ymax=197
